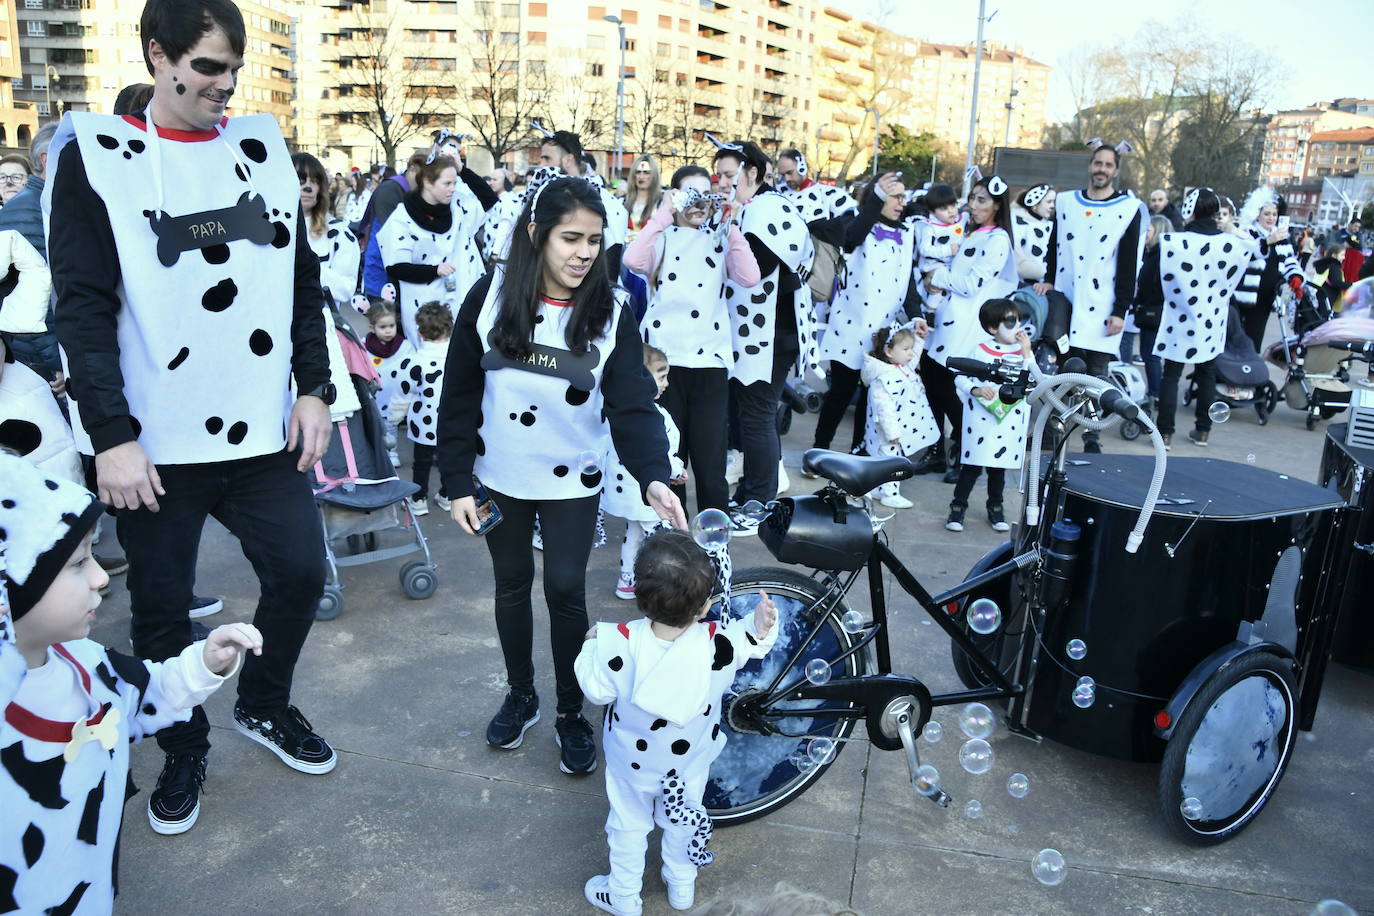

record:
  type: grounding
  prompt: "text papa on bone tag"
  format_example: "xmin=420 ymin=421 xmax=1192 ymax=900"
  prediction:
xmin=480 ymin=328 xmax=599 ymax=393
xmin=149 ymin=191 xmax=279 ymax=267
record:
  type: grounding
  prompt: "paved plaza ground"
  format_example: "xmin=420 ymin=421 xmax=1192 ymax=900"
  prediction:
xmin=89 ymin=355 xmax=1373 ymax=915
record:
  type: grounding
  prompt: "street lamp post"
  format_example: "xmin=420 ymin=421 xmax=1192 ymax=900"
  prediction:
xmin=45 ymin=66 xmax=59 ymax=122
xmin=604 ymin=14 xmax=626 ymax=184
xmin=865 ymin=106 xmax=879 ymax=179
xmin=963 ymin=0 xmax=990 ymax=196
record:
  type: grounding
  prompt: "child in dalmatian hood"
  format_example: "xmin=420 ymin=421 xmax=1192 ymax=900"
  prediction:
xmin=914 ymin=183 xmax=967 ymax=317
xmin=1010 ymin=184 xmax=1056 ymax=284
xmin=860 ymin=322 xmax=940 ymax=509
xmin=0 ymin=453 xmax=262 ymax=914
xmin=813 ymin=172 xmax=925 ymax=457
xmin=622 ymin=164 xmax=760 ymax=516
xmin=364 ymin=295 xmax=413 ymax=466
xmin=948 ymin=298 xmax=1033 ymax=533
xmin=389 ymin=302 xmax=452 ymax=517
xmin=601 ymin=344 xmax=687 ymax=600
xmin=575 ymin=530 xmax=778 ymax=916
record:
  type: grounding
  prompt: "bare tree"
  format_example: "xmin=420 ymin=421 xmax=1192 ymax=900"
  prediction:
xmin=453 ymin=8 xmax=548 ymax=164
xmin=825 ymin=20 xmax=917 ymax=181
xmin=329 ymin=6 xmax=452 ymax=168
xmin=536 ymin=57 xmax=617 ymax=158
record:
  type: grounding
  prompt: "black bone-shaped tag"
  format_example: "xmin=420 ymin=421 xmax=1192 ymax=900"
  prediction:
xmin=148 ymin=192 xmax=277 ymax=267
xmin=480 ymin=328 xmax=598 ymax=392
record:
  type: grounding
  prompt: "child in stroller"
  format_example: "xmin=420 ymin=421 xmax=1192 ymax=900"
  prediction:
xmin=1184 ymin=305 xmax=1279 ymax=425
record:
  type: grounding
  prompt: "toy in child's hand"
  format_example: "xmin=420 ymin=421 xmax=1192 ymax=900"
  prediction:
xmin=202 ymin=622 xmax=264 ymax=675
xmin=351 ymin=293 xmax=370 ymax=314
xmin=755 ymin=591 xmax=777 ymax=638
xmin=380 ymin=282 xmax=397 ymax=304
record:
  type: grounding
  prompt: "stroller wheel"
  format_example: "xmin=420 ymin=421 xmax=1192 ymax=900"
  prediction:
xmin=1305 ymin=413 xmax=1316 ymax=431
xmin=401 ymin=561 xmax=438 ymax=600
xmin=315 ymin=585 xmax=344 ymax=621
xmin=1120 ymin=418 xmax=1142 ymax=441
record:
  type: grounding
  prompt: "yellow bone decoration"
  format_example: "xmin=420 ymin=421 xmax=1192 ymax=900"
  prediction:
xmin=64 ymin=706 xmax=122 ymax=763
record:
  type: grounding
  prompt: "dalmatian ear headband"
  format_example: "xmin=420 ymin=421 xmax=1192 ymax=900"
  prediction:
xmin=1085 ymin=138 xmax=1135 ymax=155
xmin=525 ymin=165 xmax=565 ymax=220
xmin=793 ymin=152 xmax=808 ymax=178
xmin=965 ymin=165 xmax=1007 ymax=196
xmin=529 ymin=120 xmax=556 ymax=139
xmin=886 ymin=315 xmax=920 ymax=338
xmin=425 ymin=129 xmax=469 ymax=165
xmin=705 ymin=133 xmax=744 ymax=153
xmin=1180 ymin=187 xmax=1209 ymax=224
xmin=1023 ymin=183 xmax=1053 ymax=208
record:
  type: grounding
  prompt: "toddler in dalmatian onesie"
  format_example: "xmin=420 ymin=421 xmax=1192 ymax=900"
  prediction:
xmin=388 ymin=302 xmax=451 ymax=512
xmin=0 ymin=453 xmax=262 ymax=914
xmin=575 ymin=531 xmax=777 ymax=915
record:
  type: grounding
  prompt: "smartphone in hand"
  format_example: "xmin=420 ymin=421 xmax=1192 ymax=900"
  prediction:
xmin=472 ymin=476 xmax=504 ymax=536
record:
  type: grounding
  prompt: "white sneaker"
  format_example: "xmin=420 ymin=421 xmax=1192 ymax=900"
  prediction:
xmin=615 ymin=573 xmax=636 ymax=600
xmin=661 ymin=866 xmax=695 ymax=911
xmin=433 ymin=494 xmax=452 ymax=513
xmin=776 ymin=460 xmax=790 ymax=496
xmin=532 ymin=529 xmax=543 ymax=551
xmin=729 ymin=510 xmax=761 ymax=537
xmin=584 ymin=875 xmax=642 ymax=916
xmin=724 ymin=449 xmax=744 ymax=486
xmin=879 ymin=493 xmax=914 ymax=509
xmin=389 ymin=449 xmax=401 ymax=467
xmin=408 ymin=496 xmax=428 ymax=517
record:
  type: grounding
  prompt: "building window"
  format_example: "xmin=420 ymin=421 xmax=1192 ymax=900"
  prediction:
xmin=588 ymin=6 xmax=606 ymax=20
xmin=527 ymin=59 xmax=545 ymax=73
xmin=528 ymin=3 xmax=547 ymax=15
xmin=502 ymin=2 xmax=519 ymax=14
xmin=476 ymin=1 xmax=492 ymax=14
xmin=527 ymin=31 xmax=546 ymax=43
xmin=587 ymin=34 xmax=605 ymax=48
xmin=500 ymin=32 xmax=517 ymax=43
xmin=587 ymin=62 xmax=604 ymax=76
xmin=26 ymin=21 xmax=44 ymax=37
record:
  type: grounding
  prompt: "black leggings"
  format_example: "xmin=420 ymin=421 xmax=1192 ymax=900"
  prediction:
xmin=920 ymin=352 xmax=961 ymax=458
xmin=1157 ymin=358 xmax=1217 ymax=436
xmin=952 ymin=465 xmax=1006 ymax=509
xmin=812 ymin=361 xmax=867 ymax=452
xmin=659 ymin=365 xmax=730 ymax=512
xmin=410 ymin=442 xmax=446 ymax=500
xmin=484 ymin=489 xmax=600 ymax=714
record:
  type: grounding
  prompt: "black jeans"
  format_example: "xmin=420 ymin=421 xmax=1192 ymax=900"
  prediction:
xmin=1066 ymin=347 xmax=1112 ymax=447
xmin=919 ymin=352 xmax=961 ymax=460
xmin=119 ymin=450 xmax=325 ymax=756
xmin=812 ymin=361 xmax=867 ymax=453
xmin=1158 ymin=358 xmax=1217 ymax=436
xmin=410 ymin=442 xmax=446 ymax=500
xmin=659 ymin=365 xmax=729 ymax=512
xmin=730 ymin=343 xmax=796 ymax=504
xmin=952 ymin=465 xmax=1006 ymax=509
xmin=484 ymin=489 xmax=600 ymax=714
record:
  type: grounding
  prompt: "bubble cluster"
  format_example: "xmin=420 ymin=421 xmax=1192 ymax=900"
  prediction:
xmin=1072 ymin=682 xmax=1096 ymax=708
xmin=964 ymin=799 xmax=983 ymax=820
xmin=840 ymin=610 xmax=865 ymax=634
xmin=1031 ymin=849 xmax=1067 ymax=886
xmin=577 ymin=449 xmax=602 ymax=475
xmin=1311 ymin=902 xmax=1357 ymax=916
xmin=807 ymin=737 xmax=836 ymax=765
xmin=914 ymin=764 xmax=941 ymax=796
xmin=966 ymin=598 xmax=1002 ymax=635
xmin=1180 ymin=796 xmax=1203 ymax=821
xmin=959 ymin=738 xmax=995 ymax=775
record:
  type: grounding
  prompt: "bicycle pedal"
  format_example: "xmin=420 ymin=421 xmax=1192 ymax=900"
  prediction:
xmin=926 ymin=789 xmax=952 ymax=808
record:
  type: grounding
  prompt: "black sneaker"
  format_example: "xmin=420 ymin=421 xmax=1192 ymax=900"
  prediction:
xmin=148 ymin=752 xmax=206 ymax=835
xmin=912 ymin=445 xmax=948 ymax=476
xmin=486 ymin=690 xmax=540 ymax=749
xmin=945 ymin=503 xmax=967 ymax=532
xmin=942 ymin=463 xmax=961 ymax=485
xmin=1084 ymin=439 xmax=1103 ymax=454
xmin=233 ymin=704 xmax=337 ymax=774
xmin=188 ymin=596 xmax=223 ymax=619
xmin=987 ymin=505 xmax=1010 ymax=532
xmin=554 ymin=713 xmax=598 ymax=775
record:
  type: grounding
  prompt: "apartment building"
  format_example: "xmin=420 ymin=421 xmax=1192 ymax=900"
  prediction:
xmin=1258 ymin=104 xmax=1374 ymax=187
xmin=1303 ymin=127 xmax=1374 ymax=181
xmin=0 ymin=0 xmax=38 ymax=154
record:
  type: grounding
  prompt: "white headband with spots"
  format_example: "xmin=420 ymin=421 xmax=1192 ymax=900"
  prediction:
xmin=1023 ymin=184 xmax=1053 ymax=208
xmin=793 ymin=152 xmax=808 ymax=178
xmin=987 ymin=175 xmax=1008 ymax=196
xmin=1181 ymin=187 xmax=1208 ymax=223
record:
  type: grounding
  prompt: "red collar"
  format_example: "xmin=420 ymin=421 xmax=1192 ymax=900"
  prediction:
xmin=796 ymin=178 xmax=816 ymax=191
xmin=4 ymin=644 xmax=110 ymax=743
xmin=541 ymin=295 xmax=572 ymax=308
xmin=979 ymin=340 xmax=1016 ymax=356
xmin=120 ymin=114 xmax=228 ymax=142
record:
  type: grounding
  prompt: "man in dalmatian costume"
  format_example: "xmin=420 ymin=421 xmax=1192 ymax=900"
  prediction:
xmin=0 ymin=453 xmax=259 ymax=915
xmin=43 ymin=0 xmax=337 ymax=837
xmin=1039 ymin=140 xmax=1147 ymax=452
xmin=775 ymin=148 xmax=856 ymax=224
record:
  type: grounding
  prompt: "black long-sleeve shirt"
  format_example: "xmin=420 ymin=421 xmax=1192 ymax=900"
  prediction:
xmin=48 ymin=141 xmax=329 ymax=455
xmin=1043 ymin=188 xmax=1143 ymax=318
xmin=435 ymin=272 xmax=672 ymax=500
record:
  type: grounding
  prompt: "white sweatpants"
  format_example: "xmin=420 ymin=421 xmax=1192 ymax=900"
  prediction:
xmin=604 ymin=767 xmax=705 ymax=900
xmin=618 ymin=518 xmax=660 ymax=579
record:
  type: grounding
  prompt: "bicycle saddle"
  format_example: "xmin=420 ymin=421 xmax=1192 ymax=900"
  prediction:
xmin=802 ymin=449 xmax=915 ymax=497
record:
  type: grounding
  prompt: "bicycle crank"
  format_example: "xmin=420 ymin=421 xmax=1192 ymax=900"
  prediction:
xmin=881 ymin=696 xmax=951 ymax=808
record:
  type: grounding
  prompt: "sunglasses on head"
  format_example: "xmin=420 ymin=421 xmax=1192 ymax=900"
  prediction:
xmin=635 ymin=165 xmax=652 ymax=174
xmin=1000 ymin=317 xmax=1020 ymax=329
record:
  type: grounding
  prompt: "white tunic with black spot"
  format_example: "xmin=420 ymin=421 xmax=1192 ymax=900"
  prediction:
xmin=779 ymin=181 xmax=856 ymax=222
xmin=307 ymin=217 xmax=360 ymax=309
xmin=955 ymin=337 xmax=1029 ymax=470
xmin=640 ymin=227 xmax=733 ymax=370
xmin=1053 ymin=190 xmax=1148 ymax=355
xmin=722 ymin=192 xmax=815 ymax=385
xmin=574 ymin=614 xmax=777 ymax=793
xmin=0 ymin=638 xmax=231 ymax=915
xmin=388 ymin=339 xmax=447 ymax=446
xmin=472 ymin=269 xmax=623 ymax=500
xmin=373 ymin=340 xmax=418 ymax=421
xmin=1010 ymin=203 xmax=1052 ymax=282
xmin=1153 ymin=230 xmax=1254 ymax=364
xmin=0 ymin=360 xmax=83 ymax=485
xmin=602 ymin=404 xmax=683 ymax=522
xmin=925 ymin=227 xmax=1017 ymax=366
xmin=44 ymin=112 xmax=300 ymax=464
xmin=860 ymin=352 xmax=940 ymax=457
xmin=819 ymin=220 xmax=917 ymax=371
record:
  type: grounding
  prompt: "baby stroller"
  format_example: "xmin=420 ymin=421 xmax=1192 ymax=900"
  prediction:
xmin=1264 ymin=283 xmax=1374 ymax=430
xmin=1183 ymin=306 xmax=1279 ymax=425
xmin=1107 ymin=360 xmax=1151 ymax=439
xmin=309 ymin=300 xmax=437 ymax=620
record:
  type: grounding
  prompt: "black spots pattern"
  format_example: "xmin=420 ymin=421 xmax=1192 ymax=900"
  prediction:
xmin=201 ymin=278 xmax=238 ymax=311
xmin=227 ymin=421 xmax=248 ymax=445
xmin=22 ymin=823 xmax=43 ymax=867
xmin=175 ymin=83 xmax=187 ymax=95
xmin=607 ymin=655 xmax=624 ymax=671
xmin=1 ymin=741 xmax=69 ymax=809
xmin=745 ymin=631 xmax=758 ymax=645
xmin=235 ymin=163 xmax=252 ymax=182
xmin=240 ymin=138 xmax=269 ymax=163
xmin=76 ymin=772 xmax=106 ymax=845
xmin=519 ymin=405 xmax=538 ymax=426
xmin=167 ymin=347 xmax=190 ymax=370
xmin=271 ymin=221 xmax=291 ymax=249
xmin=97 ymin=133 xmax=145 ymax=159
xmin=0 ymin=418 xmax=41 ymax=456
xmin=46 ymin=882 xmax=91 ymax=916
xmin=711 ymin=633 xmax=734 ymax=670
xmin=635 ymin=738 xmax=648 ymax=751
xmin=711 ymin=723 xmax=720 ymax=740
xmin=581 ymin=468 xmax=603 ymax=489
xmin=248 ymin=329 xmax=274 ymax=356
xmin=142 ymin=702 xmax=157 ymax=716
xmin=93 ymin=662 xmax=119 ymax=693
xmin=671 ymin=739 xmax=691 ymax=755
xmin=553 ymin=464 xmax=569 ymax=477
xmin=650 ymin=718 xmax=668 ymax=731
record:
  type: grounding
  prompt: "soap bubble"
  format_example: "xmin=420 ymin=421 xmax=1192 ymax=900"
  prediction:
xmin=806 ymin=737 xmax=836 ymax=765
xmin=1077 ymin=675 xmax=1095 ymax=689
xmin=738 ymin=499 xmax=770 ymax=522
xmin=1246 ymin=454 xmax=1256 ymax=464
xmin=1065 ymin=638 xmax=1087 ymax=660
xmin=840 ymin=610 xmax=865 ymax=634
xmin=922 ymin=721 xmax=943 ymax=743
xmin=1208 ymin=401 xmax=1231 ymax=424
xmin=914 ymin=764 xmax=941 ymax=796
xmin=1072 ymin=683 xmax=1096 ymax=708
xmin=1180 ymin=796 xmax=1203 ymax=821
xmin=959 ymin=738 xmax=995 ymax=775
xmin=964 ymin=799 xmax=983 ymax=820
xmin=1007 ymin=772 xmax=1030 ymax=798
xmin=1311 ymin=902 xmax=1357 ymax=916
xmin=790 ymin=752 xmax=817 ymax=774
xmin=966 ymin=598 xmax=1003 ymax=635
xmin=1031 ymin=848 xmax=1067 ymax=886
xmin=691 ymin=509 xmax=731 ymax=551
xmin=804 ymin=658 xmax=832 ymax=686
xmin=959 ymin=703 xmax=995 ymax=740
xmin=577 ymin=449 xmax=602 ymax=475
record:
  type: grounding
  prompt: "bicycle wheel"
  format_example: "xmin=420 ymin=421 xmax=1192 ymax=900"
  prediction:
xmin=705 ymin=566 xmax=865 ymax=826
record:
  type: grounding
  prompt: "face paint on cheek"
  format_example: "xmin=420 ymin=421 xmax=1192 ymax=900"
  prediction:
xmin=176 ymin=84 xmax=187 ymax=95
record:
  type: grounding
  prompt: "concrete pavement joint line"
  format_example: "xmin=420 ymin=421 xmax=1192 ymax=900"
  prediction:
xmin=847 ymin=742 xmax=875 ymax=908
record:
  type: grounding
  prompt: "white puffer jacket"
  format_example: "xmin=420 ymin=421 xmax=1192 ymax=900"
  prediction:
xmin=0 ymin=229 xmax=52 ymax=334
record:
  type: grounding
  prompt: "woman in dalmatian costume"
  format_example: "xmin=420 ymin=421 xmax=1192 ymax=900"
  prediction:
xmin=921 ymin=176 xmax=1017 ymax=477
xmin=713 ymin=139 xmax=815 ymax=516
xmin=1148 ymin=188 xmax=1261 ymax=447
xmin=1010 ymin=183 xmax=1056 ymax=284
xmin=437 ymin=176 xmax=685 ymax=776
xmin=292 ymin=152 xmax=359 ymax=311
xmin=813 ymin=172 xmax=921 ymax=455
xmin=0 ymin=453 xmax=260 ymax=915
xmin=377 ymin=153 xmax=485 ymax=345
xmin=575 ymin=530 xmax=778 ymax=916
xmin=622 ymin=164 xmax=760 ymax=514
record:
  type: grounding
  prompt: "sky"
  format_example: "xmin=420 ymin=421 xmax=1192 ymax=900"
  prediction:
xmin=835 ymin=0 xmax=1374 ymax=122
